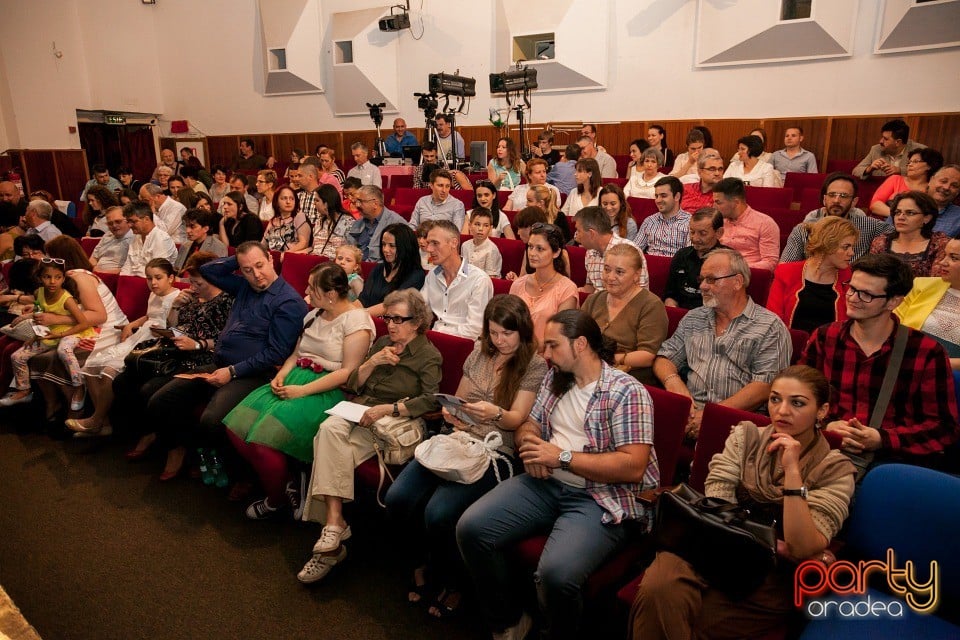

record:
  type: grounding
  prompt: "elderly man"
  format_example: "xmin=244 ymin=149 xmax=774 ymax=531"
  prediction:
xmin=781 ymin=172 xmax=892 ymax=263
xmin=654 ymin=249 xmax=791 ymax=438
xmin=384 ymin=118 xmax=418 ymax=156
xmin=408 ymin=169 xmax=466 ymax=230
xmin=712 ymin=177 xmax=779 ymax=272
xmin=89 ymin=206 xmax=134 ymax=273
xmin=346 ymin=185 xmax=407 ymax=262
xmin=346 ymin=143 xmax=383 ymax=188
xmin=457 ymin=309 xmax=658 ymax=640
xmin=119 ymin=202 xmax=177 ymax=277
xmin=927 ymin=165 xmax=960 ymax=236
xmin=664 ymin=207 xmax=729 ymax=309
xmin=420 ymin=220 xmax=493 ymax=339
xmin=24 ymin=200 xmax=62 ymax=243
xmin=634 ymin=176 xmax=691 ymax=257
xmin=80 ymin=164 xmax=122 ymax=199
xmin=574 ymin=206 xmax=648 ymax=294
xmin=140 ymin=183 xmax=186 ymax=244
xmin=577 ymin=136 xmax=617 ymax=179
xmin=681 ymin=152 xmax=725 ymax=211
xmin=151 ymin=148 xmax=183 ymax=181
xmin=435 ymin=114 xmax=465 ymax=166
xmin=580 ymin=123 xmax=607 ymax=153
xmin=853 ymin=119 xmax=926 ymax=180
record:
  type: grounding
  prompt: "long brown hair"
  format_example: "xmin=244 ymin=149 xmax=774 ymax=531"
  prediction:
xmin=481 ymin=294 xmax=538 ymax=408
xmin=598 ymin=183 xmax=632 ymax=238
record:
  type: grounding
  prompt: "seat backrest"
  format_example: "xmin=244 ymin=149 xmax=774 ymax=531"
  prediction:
xmin=497 ymin=191 xmax=512 ymax=209
xmin=114 ymin=275 xmax=150 ymax=320
xmin=360 ymin=261 xmax=379 ymax=279
xmin=425 ymin=330 xmax=476 ymax=395
xmin=747 ymin=268 xmax=773 ymax=305
xmin=490 ymin=237 xmax=525 ymax=277
xmin=665 ymin=305 xmax=688 ymax=337
xmin=93 ymin=271 xmax=119 ymax=294
xmin=689 ymin=403 xmax=770 ymax=492
xmin=389 ymin=174 xmax=413 ymax=190
xmin=645 ymin=254 xmax=671 ymax=298
xmin=490 ymin=277 xmax=512 ymax=296
xmin=565 ymin=244 xmax=588 ymax=287
xmin=394 ymin=188 xmax=431 ymax=207
xmin=789 ymin=328 xmax=809 ymax=364
xmin=450 ymin=190 xmax=474 ymax=210
xmin=746 ymin=186 xmax=793 ymax=210
xmin=80 ymin=237 xmax=99 ymax=257
xmin=280 ymin=252 xmax=326 ymax=298
xmin=643 ymin=385 xmax=692 ymax=486
xmin=628 ymin=197 xmax=658 ymax=226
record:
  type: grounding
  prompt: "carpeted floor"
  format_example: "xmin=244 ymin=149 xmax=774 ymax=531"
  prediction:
xmin=0 ymin=409 xmax=488 ymax=640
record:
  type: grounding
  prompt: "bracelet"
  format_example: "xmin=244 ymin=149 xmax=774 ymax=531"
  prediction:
xmin=663 ymin=373 xmax=681 ymax=385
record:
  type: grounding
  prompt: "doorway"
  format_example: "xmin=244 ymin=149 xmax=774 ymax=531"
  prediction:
xmin=77 ymin=121 xmax=157 ymax=183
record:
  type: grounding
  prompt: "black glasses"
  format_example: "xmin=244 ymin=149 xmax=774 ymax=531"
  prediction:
xmin=842 ymin=282 xmax=889 ymax=303
xmin=380 ymin=315 xmax=414 ymax=325
xmin=697 ymin=273 xmax=738 ymax=285
xmin=41 ymin=257 xmax=65 ymax=265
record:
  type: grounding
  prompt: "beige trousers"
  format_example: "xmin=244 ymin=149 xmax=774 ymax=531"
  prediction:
xmin=302 ymin=415 xmax=376 ymax=524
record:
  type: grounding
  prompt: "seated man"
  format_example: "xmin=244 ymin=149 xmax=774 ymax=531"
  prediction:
xmin=412 ymin=141 xmax=471 ymax=190
xmin=140 ymin=183 xmax=187 ymax=245
xmin=24 ymin=200 xmax=62 ymax=243
xmin=435 ymin=114 xmax=465 ymax=166
xmin=384 ymin=117 xmax=418 ymax=156
xmin=174 ymin=208 xmax=228 ymax=271
xmin=119 ymin=202 xmax=178 ymax=277
xmin=346 ymin=142 xmax=382 ymax=188
xmin=346 ymin=185 xmax=407 ymax=262
xmin=89 ymin=206 xmax=134 ymax=273
xmin=852 ymin=118 xmax=926 ymax=180
xmin=420 ymin=220 xmax=493 ymax=340
xmin=80 ymin=163 xmax=122 ymax=200
xmin=802 ymin=253 xmax=959 ymax=473
xmin=547 ymin=143 xmax=580 ymax=196
xmin=769 ymin=126 xmax=818 ymax=181
xmin=578 ymin=136 xmax=617 ymax=179
xmin=229 ymin=173 xmax=261 ymax=216
xmin=230 ymin=138 xmax=268 ymax=172
xmin=151 ymin=148 xmax=184 ymax=182
xmin=712 ymin=177 xmax=779 ymax=272
xmin=655 ymin=249 xmax=791 ymax=438
xmin=681 ymin=152 xmax=724 ymax=211
xmin=781 ymin=172 xmax=891 ymax=263
xmin=574 ymin=206 xmax=648 ymax=294
xmin=457 ymin=309 xmax=658 ymax=640
xmin=927 ymin=165 xmax=960 ymax=237
xmin=664 ymin=207 xmax=728 ymax=309
xmin=408 ymin=169 xmax=466 ymax=231
xmin=634 ymin=176 xmax=691 ymax=257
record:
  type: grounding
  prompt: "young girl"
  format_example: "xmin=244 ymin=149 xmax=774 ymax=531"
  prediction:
xmin=417 ymin=219 xmax=437 ymax=269
xmin=460 ymin=209 xmax=503 ymax=277
xmin=334 ymin=244 xmax=364 ymax=302
xmin=466 ymin=180 xmax=515 ymax=238
xmin=2 ymin=259 xmax=94 ymax=408
xmin=527 ymin=184 xmax=571 ymax=244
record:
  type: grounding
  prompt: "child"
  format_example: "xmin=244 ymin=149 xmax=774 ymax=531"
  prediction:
xmin=460 ymin=209 xmax=502 ymax=277
xmin=417 ymin=219 xmax=437 ymax=270
xmin=1 ymin=258 xmax=94 ymax=408
xmin=334 ymin=244 xmax=364 ymax=301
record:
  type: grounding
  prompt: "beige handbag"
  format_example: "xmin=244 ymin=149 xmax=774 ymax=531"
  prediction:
xmin=369 ymin=415 xmax=425 ymax=506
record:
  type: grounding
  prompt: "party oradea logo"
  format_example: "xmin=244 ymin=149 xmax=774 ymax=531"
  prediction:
xmin=794 ymin=549 xmax=939 ymax=619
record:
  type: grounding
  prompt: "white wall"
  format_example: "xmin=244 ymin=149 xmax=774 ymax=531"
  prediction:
xmin=0 ymin=0 xmax=958 ymax=149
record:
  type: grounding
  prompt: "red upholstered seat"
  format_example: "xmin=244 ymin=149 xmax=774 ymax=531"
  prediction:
xmin=613 ymin=155 xmax=631 ymax=178
xmin=490 ymin=277 xmax=512 ymax=296
xmin=381 ymin=187 xmax=395 ymax=208
xmin=690 ymin=403 xmax=770 ymax=493
xmin=497 ymin=191 xmax=511 ymax=209
xmin=280 ymin=252 xmax=326 ymax=298
xmin=360 ymin=261 xmax=378 ymax=279
xmin=93 ymin=271 xmax=119 ymax=294
xmin=644 ymin=254 xmax=671 ymax=299
xmin=797 ymin=188 xmax=822 ymax=213
xmin=766 ymin=207 xmax=809 ymax=248
xmin=783 ymin=172 xmax=828 ymax=202
xmin=389 ymin=174 xmax=413 ymax=190
xmin=578 ymin=290 xmax=591 ymax=306
xmin=566 ymin=245 xmax=588 ymax=287
xmin=665 ymin=305 xmax=688 ymax=337
xmin=602 ymin=178 xmax=627 ymax=188
xmin=628 ymin=197 xmax=658 ymax=226
xmin=392 ymin=188 xmax=430 ymax=219
xmin=490 ymin=237 xmax=525 ymax=277
xmin=789 ymin=328 xmax=809 ymax=365
xmin=747 ymin=268 xmax=773 ymax=306
xmin=745 ymin=186 xmax=793 ymax=211
xmin=425 ymin=330 xmax=476 ymax=395
xmin=450 ymin=189 xmax=474 ymax=210
xmin=826 ymin=159 xmax=858 ymax=174
xmin=80 ymin=237 xmax=99 ymax=257
xmin=114 ymin=276 xmax=150 ymax=320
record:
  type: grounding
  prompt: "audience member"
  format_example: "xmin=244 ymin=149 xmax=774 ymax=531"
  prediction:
xmin=262 ymin=185 xmax=311 ymax=254
xmin=83 ymin=185 xmax=118 ymax=237
xmin=117 ymin=166 xmax=143 ymax=195
xmin=926 ymin=165 xmax=960 ymax=237
xmin=347 ymin=185 xmax=407 ymax=262
xmin=229 ymin=174 xmax=261 ymax=214
xmin=384 ymin=118 xmax=418 ymax=156
xmin=727 ymin=128 xmax=772 ymax=166
xmin=575 ymin=206 xmax=648 ymax=294
xmin=413 ymin=141 xmax=471 ymax=190
xmin=547 ymin=143 xmax=580 ymax=195
xmin=504 ymin=158 xmax=560 ymax=212
xmin=896 ymin=237 xmax=960 ymax=362
xmin=579 ymin=123 xmax=606 ymax=153
xmin=713 ymin=177 xmax=780 ymax=271
xmin=488 ymin=137 xmax=525 ymax=191
xmin=560 ymin=158 xmax=601 ymax=220
xmin=646 ymin=124 xmax=675 ymax=168
xmin=346 ymin=143 xmax=383 ymax=188
xmin=174 ymin=208 xmax=227 ymax=271
xmin=853 ymin=119 xmax=926 ymax=180
xmin=869 ymin=190 xmax=947 ymax=277
xmin=578 ymin=136 xmax=617 ymax=179
xmin=681 ymin=152 xmax=724 ymax=211
xmin=180 ymin=165 xmax=209 ymax=196
xmin=634 ymin=176 xmax=691 ymax=257
xmin=769 ymin=126 xmax=819 ymax=180
xmin=151 ymin=148 xmax=184 ymax=181
xmin=80 ymin=164 xmax=122 ymax=200
xmin=505 ymin=206 xmax=549 ymax=280
xmin=435 ymin=114 xmax=464 ymax=165
xmin=310 ymin=184 xmax=353 ymax=259
xmin=409 ymin=168 xmax=466 ymax=230
xmin=254 ymin=170 xmax=277 ymax=221
xmin=599 ymin=183 xmax=638 ymax=239
xmin=140 ymin=183 xmax=186 ymax=244
xmin=24 ymin=200 xmax=62 ymax=243
xmin=218 ymin=190 xmax=263 ymax=248
xmin=358 ymin=223 xmax=425 ymax=316
xmin=531 ymin=130 xmax=561 ymax=169
xmin=624 ymin=147 xmax=666 ymax=199
xmin=528 ymin=184 xmax=572 ymax=244
xmin=724 ymin=135 xmax=783 ymax=187
xmin=231 ymin=138 xmax=268 ymax=171
xmin=460 ymin=208 xmax=502 ymax=277
xmin=318 ymin=148 xmax=347 ymax=186
xmin=664 ymin=207 xmax=728 ymax=309
xmin=468 ymin=180 xmax=514 ymax=238
xmin=510 ymin=222 xmax=578 ymax=346
xmin=209 ymin=165 xmax=231 ymax=203
xmin=870 ymin=148 xmax=943 ymax=218
xmin=670 ymin=129 xmax=707 ymax=178
xmin=119 ymin=202 xmax=178 ymax=277
xmin=89 ymin=206 xmax=134 ymax=273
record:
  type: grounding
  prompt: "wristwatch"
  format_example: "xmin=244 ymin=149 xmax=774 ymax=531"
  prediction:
xmin=559 ymin=450 xmax=573 ymax=471
xmin=392 ymin=402 xmax=400 ymax=417
xmin=783 ymin=486 xmax=808 ymax=500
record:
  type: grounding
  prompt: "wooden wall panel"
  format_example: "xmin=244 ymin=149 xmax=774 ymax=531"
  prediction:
xmin=702 ymin=119 xmax=762 ymax=159
xmin=913 ymin=115 xmax=960 ymax=165
xmin=828 ymin=116 xmax=896 ymax=162
xmin=54 ymin=150 xmax=90 ymax=203
xmin=207 ymin=136 xmax=238 ymax=170
xmin=21 ymin=151 xmax=58 ymax=197
xmin=272 ymin=133 xmax=309 ymax=161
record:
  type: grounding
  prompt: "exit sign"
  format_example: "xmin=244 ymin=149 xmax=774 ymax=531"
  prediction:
xmin=104 ymin=114 xmax=126 ymax=125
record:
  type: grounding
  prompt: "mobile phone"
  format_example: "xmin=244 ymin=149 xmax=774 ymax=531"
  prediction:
xmin=150 ymin=327 xmax=175 ymax=339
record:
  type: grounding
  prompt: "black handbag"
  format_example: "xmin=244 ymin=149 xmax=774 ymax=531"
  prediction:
xmin=652 ymin=483 xmax=777 ymax=599
xmin=123 ymin=339 xmax=183 ymax=380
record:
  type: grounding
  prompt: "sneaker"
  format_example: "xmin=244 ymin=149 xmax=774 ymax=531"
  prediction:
xmin=312 ymin=524 xmax=352 ymax=554
xmin=245 ymin=498 xmax=279 ymax=520
xmin=297 ymin=545 xmax=347 ymax=584
xmin=285 ymin=471 xmax=307 ymax=521
xmin=492 ymin=611 xmax=533 ymax=640
xmin=0 ymin=392 xmax=33 ymax=407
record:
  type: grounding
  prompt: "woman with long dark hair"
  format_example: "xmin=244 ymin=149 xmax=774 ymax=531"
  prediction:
xmin=218 ymin=191 xmax=263 ymax=248
xmin=468 ymin=180 xmax=514 ymax=238
xmin=310 ymin=184 xmax=353 ymax=259
xmin=358 ymin=223 xmax=426 ymax=316
xmin=646 ymin=125 xmax=675 ymax=168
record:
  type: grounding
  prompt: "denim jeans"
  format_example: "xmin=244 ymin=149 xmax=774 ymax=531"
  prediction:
xmin=456 ymin=473 xmax=630 ymax=638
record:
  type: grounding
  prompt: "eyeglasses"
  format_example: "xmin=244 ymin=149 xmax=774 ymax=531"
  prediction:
xmin=530 ymin=222 xmax=560 ymax=233
xmin=906 ymin=159 xmax=927 ymax=165
xmin=41 ymin=257 xmax=65 ymax=265
xmin=380 ymin=315 xmax=414 ymax=325
xmin=697 ymin=273 xmax=739 ymax=285
xmin=892 ymin=208 xmax=924 ymax=217
xmin=825 ymin=192 xmax=855 ymax=200
xmin=842 ymin=282 xmax=889 ymax=303
xmin=701 ymin=167 xmax=724 ymax=173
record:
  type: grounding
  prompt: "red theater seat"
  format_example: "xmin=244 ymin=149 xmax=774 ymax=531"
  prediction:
xmin=490 ymin=277 xmax=512 ymax=296
xmin=565 ymin=245 xmax=588 ymax=288
xmin=746 ymin=186 xmax=793 ymax=211
xmin=490 ymin=237 xmax=525 ymax=277
xmin=280 ymin=252 xmax=326 ymax=297
xmin=644 ymin=254 xmax=671 ymax=299
xmin=80 ymin=237 xmax=99 ymax=257
xmin=665 ymin=305 xmax=688 ymax=337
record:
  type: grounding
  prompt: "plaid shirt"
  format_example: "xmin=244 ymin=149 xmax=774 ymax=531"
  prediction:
xmin=586 ymin=234 xmax=649 ymax=291
xmin=529 ymin=363 xmax=659 ymax=526
xmin=633 ymin=209 xmax=691 ymax=257
xmin=802 ymin=318 xmax=959 ymax=458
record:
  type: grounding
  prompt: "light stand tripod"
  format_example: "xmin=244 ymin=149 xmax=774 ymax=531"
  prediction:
xmin=366 ymin=102 xmax=387 ymax=161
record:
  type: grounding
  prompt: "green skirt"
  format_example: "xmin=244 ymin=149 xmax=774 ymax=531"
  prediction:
xmin=223 ymin=367 xmax=343 ymax=462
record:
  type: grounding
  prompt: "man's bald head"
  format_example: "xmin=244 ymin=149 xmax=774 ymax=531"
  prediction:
xmin=0 ymin=182 xmax=20 ymax=205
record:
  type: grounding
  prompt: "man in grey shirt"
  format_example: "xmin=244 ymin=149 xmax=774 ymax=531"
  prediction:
xmin=769 ymin=126 xmax=818 ymax=181
xmin=347 ymin=185 xmax=407 ymax=262
xmin=408 ymin=169 xmax=466 ymax=231
xmin=578 ymin=136 xmax=617 ymax=179
xmin=89 ymin=206 xmax=134 ymax=273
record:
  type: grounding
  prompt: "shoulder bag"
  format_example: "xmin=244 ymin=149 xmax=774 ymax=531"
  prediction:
xmin=369 ymin=414 xmax=425 ymax=507
xmin=414 ymin=430 xmax=514 ymax=485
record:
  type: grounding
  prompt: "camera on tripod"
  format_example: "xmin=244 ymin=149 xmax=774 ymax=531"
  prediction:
xmin=366 ymin=102 xmax=386 ymax=128
xmin=414 ymin=92 xmax=438 ymax=120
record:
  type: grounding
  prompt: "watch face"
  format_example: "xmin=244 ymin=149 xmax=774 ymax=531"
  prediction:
xmin=559 ymin=450 xmax=572 ymax=463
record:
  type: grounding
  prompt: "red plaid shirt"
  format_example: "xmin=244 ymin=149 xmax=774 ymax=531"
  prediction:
xmin=801 ymin=318 xmax=959 ymax=457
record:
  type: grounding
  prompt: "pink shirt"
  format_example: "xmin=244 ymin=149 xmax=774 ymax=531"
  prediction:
xmin=722 ymin=206 xmax=780 ymax=272
xmin=510 ymin=274 xmax=579 ymax=346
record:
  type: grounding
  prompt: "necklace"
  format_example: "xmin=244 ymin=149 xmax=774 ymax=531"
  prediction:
xmin=533 ymin=270 xmax=559 ymax=292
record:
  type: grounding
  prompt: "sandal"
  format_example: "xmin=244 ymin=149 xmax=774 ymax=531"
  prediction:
xmin=408 ymin=566 xmax=431 ymax=604
xmin=428 ymin=589 xmax=462 ymax=619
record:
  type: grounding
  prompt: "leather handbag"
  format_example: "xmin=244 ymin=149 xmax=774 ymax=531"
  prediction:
xmin=652 ymin=483 xmax=777 ymax=599
xmin=369 ymin=414 xmax=425 ymax=507
xmin=414 ymin=430 xmax=514 ymax=485
xmin=123 ymin=339 xmax=183 ymax=380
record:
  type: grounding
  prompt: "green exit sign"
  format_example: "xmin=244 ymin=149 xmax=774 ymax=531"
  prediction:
xmin=104 ymin=114 xmax=126 ymax=125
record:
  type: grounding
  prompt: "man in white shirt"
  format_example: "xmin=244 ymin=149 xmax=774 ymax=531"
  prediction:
xmin=435 ymin=114 xmax=465 ymax=166
xmin=769 ymin=127 xmax=819 ymax=181
xmin=346 ymin=143 xmax=382 ymax=188
xmin=89 ymin=206 xmax=134 ymax=273
xmin=119 ymin=202 xmax=178 ymax=277
xmin=24 ymin=200 xmax=62 ymax=243
xmin=578 ymin=136 xmax=617 ymax=179
xmin=140 ymin=183 xmax=186 ymax=244
xmin=408 ymin=169 xmax=466 ymax=230
xmin=420 ymin=220 xmax=493 ymax=340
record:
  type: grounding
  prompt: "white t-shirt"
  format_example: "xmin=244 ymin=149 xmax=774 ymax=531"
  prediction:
xmin=549 ymin=380 xmax=596 ymax=488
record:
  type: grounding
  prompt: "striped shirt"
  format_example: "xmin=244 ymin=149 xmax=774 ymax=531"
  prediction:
xmin=633 ymin=209 xmax=691 ymax=257
xmin=657 ymin=298 xmax=791 ymax=408
xmin=586 ymin=234 xmax=649 ymax=291
xmin=529 ymin=363 xmax=659 ymax=526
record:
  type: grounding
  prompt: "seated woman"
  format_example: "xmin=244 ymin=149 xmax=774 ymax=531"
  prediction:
xmin=466 ymin=180 xmax=515 ymax=238
xmin=870 ymin=148 xmax=943 ymax=219
xmin=83 ymin=186 xmax=119 ymax=237
xmin=767 ymin=216 xmax=858 ymax=333
xmin=869 ymin=191 xmax=948 ymax=277
xmin=110 ymin=253 xmax=234 ymax=476
xmin=358 ymin=223 xmax=425 ymax=317
xmin=560 ymin=158 xmax=601 ymax=221
xmin=297 ymin=288 xmax=441 ymax=584
xmin=528 ymin=184 xmax=571 ymax=244
xmin=728 ymin=128 xmax=772 ymax=166
xmin=505 ymin=206 xmax=571 ymax=280
xmin=724 ymin=135 xmax=782 ymax=187
xmin=385 ymin=294 xmax=548 ymax=617
xmin=310 ymin=184 xmax=353 ymax=259
xmin=629 ymin=365 xmax=857 ymax=640
xmin=208 ymin=165 xmax=232 ymax=204
xmin=509 ymin=222 xmax=578 ymax=346
xmin=599 ymin=183 xmax=638 ymax=239
xmin=254 ymin=170 xmax=277 ymax=221
xmin=581 ymin=244 xmax=667 ymax=385
xmin=646 ymin=125 xmax=675 ymax=169
xmin=218 ymin=191 xmax=263 ymax=248
xmin=488 ymin=137 xmax=525 ymax=191
xmin=896 ymin=236 xmax=960 ymax=365
xmin=224 ymin=262 xmax=374 ymax=518
xmin=262 ymin=185 xmax=311 ymax=254
xmin=624 ymin=147 xmax=666 ymax=200
xmin=503 ymin=158 xmax=561 ymax=212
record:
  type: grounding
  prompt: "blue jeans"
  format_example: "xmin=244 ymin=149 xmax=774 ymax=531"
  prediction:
xmin=456 ymin=473 xmax=630 ymax=638
xmin=384 ymin=457 xmax=515 ymax=588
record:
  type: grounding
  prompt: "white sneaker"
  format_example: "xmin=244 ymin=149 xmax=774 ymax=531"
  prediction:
xmin=492 ymin=611 xmax=533 ymax=640
xmin=312 ymin=524 xmax=352 ymax=554
xmin=0 ymin=392 xmax=32 ymax=407
xmin=297 ymin=545 xmax=347 ymax=584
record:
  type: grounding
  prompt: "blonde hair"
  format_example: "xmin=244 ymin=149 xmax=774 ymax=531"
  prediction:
xmin=335 ymin=244 xmax=363 ymax=273
xmin=529 ymin=185 xmax=559 ymax=224
xmin=805 ymin=216 xmax=859 ymax=258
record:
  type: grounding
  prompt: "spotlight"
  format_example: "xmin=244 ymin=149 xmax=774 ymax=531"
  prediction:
xmin=489 ymin=67 xmax=538 ymax=95
xmin=428 ymin=73 xmax=476 ymax=98
xmin=378 ymin=12 xmax=410 ymax=32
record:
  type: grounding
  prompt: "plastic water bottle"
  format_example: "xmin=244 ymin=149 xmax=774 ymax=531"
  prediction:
xmin=197 ymin=448 xmax=214 ymax=486
xmin=209 ymin=449 xmax=229 ymax=488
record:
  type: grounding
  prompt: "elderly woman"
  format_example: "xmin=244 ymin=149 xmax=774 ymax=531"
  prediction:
xmin=767 ymin=216 xmax=858 ymax=333
xmin=870 ymin=148 xmax=944 ymax=219
xmin=208 ymin=165 xmax=231 ymax=203
xmin=310 ymin=184 xmax=353 ymax=259
xmin=630 ymin=365 xmax=856 ymax=640
xmin=724 ymin=135 xmax=782 ymax=187
xmin=488 ymin=137 xmax=525 ymax=191
xmin=358 ymin=223 xmax=426 ymax=317
xmin=297 ymin=288 xmax=441 ymax=584
xmin=385 ymin=294 xmax=548 ymax=617
xmin=83 ymin=186 xmax=119 ymax=237
xmin=503 ymin=158 xmax=560 ymax=212
xmin=624 ymin=147 xmax=666 ymax=199
xmin=224 ymin=262 xmax=374 ymax=518
xmin=218 ymin=190 xmax=263 ymax=248
xmin=896 ymin=237 xmax=960 ymax=365
xmin=869 ymin=191 xmax=948 ymax=277
xmin=155 ymin=165 xmax=174 ymax=191
xmin=581 ymin=244 xmax=667 ymax=384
